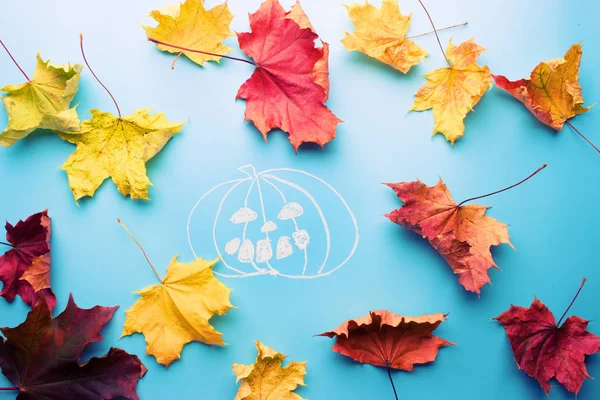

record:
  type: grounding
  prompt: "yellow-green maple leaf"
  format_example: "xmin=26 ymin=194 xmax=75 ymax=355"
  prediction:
xmin=144 ymin=0 xmax=234 ymax=67
xmin=342 ymin=0 xmax=427 ymax=73
xmin=59 ymin=109 xmax=184 ymax=202
xmin=0 ymin=55 xmax=82 ymax=147
xmin=233 ymin=341 xmax=307 ymax=400
xmin=410 ymin=39 xmax=492 ymax=144
xmin=122 ymin=256 xmax=233 ymax=366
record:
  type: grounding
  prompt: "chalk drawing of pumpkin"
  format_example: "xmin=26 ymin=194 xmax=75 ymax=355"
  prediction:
xmin=187 ymin=165 xmax=359 ymax=279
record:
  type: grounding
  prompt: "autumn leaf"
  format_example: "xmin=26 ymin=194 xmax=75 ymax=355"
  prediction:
xmin=236 ymin=0 xmax=341 ymax=151
xmin=319 ymin=310 xmax=452 ymax=369
xmin=233 ymin=341 xmax=307 ymax=400
xmin=385 ymin=178 xmax=512 ymax=294
xmin=59 ymin=109 xmax=184 ymax=202
xmin=0 ymin=210 xmax=55 ymax=310
xmin=57 ymin=36 xmax=185 ymax=203
xmin=493 ymin=44 xmax=591 ymax=130
xmin=0 ymin=50 xmax=82 ymax=148
xmin=119 ymin=220 xmax=233 ymax=367
xmin=341 ymin=0 xmax=428 ymax=73
xmin=144 ymin=0 xmax=234 ymax=68
xmin=385 ymin=165 xmax=545 ymax=294
xmin=0 ymin=295 xmax=147 ymax=399
xmin=494 ymin=279 xmax=600 ymax=395
xmin=409 ymin=39 xmax=491 ymax=144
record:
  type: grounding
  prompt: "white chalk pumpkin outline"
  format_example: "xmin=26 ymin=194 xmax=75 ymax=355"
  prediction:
xmin=186 ymin=165 xmax=359 ymax=279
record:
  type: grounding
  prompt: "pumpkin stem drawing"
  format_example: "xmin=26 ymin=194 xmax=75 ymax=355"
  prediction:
xmin=187 ymin=164 xmax=359 ymax=279
xmin=457 ymin=163 xmax=547 ymax=206
xmin=0 ymin=40 xmax=31 ymax=81
xmin=80 ymin=34 xmax=122 ymax=117
xmin=557 ymin=278 xmax=587 ymax=326
xmin=406 ymin=21 xmax=468 ymax=40
xmin=147 ymin=38 xmax=257 ymax=66
xmin=117 ymin=218 xmax=163 ymax=282
xmin=416 ymin=0 xmax=450 ymax=67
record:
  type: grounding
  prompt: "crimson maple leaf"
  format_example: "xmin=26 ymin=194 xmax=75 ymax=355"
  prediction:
xmin=0 ymin=210 xmax=55 ymax=310
xmin=494 ymin=279 xmax=600 ymax=395
xmin=236 ymin=0 xmax=341 ymax=151
xmin=319 ymin=310 xmax=453 ymax=369
xmin=0 ymin=295 xmax=146 ymax=399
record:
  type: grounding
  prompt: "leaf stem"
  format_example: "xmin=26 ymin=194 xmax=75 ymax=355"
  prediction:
xmin=387 ymin=367 xmax=399 ymax=400
xmin=0 ymin=241 xmax=14 ymax=248
xmin=416 ymin=0 xmax=451 ymax=67
xmin=557 ymin=278 xmax=587 ymax=327
xmin=117 ymin=218 xmax=163 ymax=283
xmin=79 ymin=34 xmax=122 ymax=118
xmin=458 ymin=163 xmax=547 ymax=206
xmin=565 ymin=120 xmax=600 ymax=154
xmin=0 ymin=40 xmax=30 ymax=82
xmin=147 ymin=38 xmax=257 ymax=66
xmin=406 ymin=22 xmax=468 ymax=39
xmin=0 ymin=387 xmax=18 ymax=391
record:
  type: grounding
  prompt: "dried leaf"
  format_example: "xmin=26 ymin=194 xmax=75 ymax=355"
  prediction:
xmin=122 ymin=256 xmax=233 ymax=366
xmin=410 ymin=39 xmax=492 ymax=144
xmin=0 ymin=55 xmax=82 ymax=147
xmin=233 ymin=341 xmax=307 ymax=400
xmin=341 ymin=0 xmax=427 ymax=73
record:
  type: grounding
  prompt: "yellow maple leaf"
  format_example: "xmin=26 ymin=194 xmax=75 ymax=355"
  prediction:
xmin=233 ymin=341 xmax=307 ymax=400
xmin=341 ymin=0 xmax=427 ymax=73
xmin=410 ymin=39 xmax=492 ymax=145
xmin=58 ymin=109 xmax=184 ymax=202
xmin=493 ymin=44 xmax=591 ymax=130
xmin=144 ymin=0 xmax=234 ymax=68
xmin=122 ymin=256 xmax=234 ymax=367
xmin=0 ymin=55 xmax=82 ymax=147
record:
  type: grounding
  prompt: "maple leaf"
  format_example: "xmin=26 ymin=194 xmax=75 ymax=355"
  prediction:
xmin=386 ymin=179 xmax=512 ymax=294
xmin=0 ymin=54 xmax=82 ymax=147
xmin=58 ymin=109 xmax=184 ymax=202
xmin=236 ymin=0 xmax=341 ymax=151
xmin=341 ymin=0 xmax=428 ymax=73
xmin=144 ymin=0 xmax=234 ymax=68
xmin=284 ymin=1 xmax=330 ymax=98
xmin=233 ymin=341 xmax=307 ymax=400
xmin=0 ymin=210 xmax=55 ymax=310
xmin=0 ymin=295 xmax=146 ymax=399
xmin=119 ymin=219 xmax=233 ymax=366
xmin=410 ymin=39 xmax=492 ymax=145
xmin=494 ymin=279 xmax=600 ymax=395
xmin=493 ymin=43 xmax=591 ymax=131
xmin=318 ymin=310 xmax=453 ymax=370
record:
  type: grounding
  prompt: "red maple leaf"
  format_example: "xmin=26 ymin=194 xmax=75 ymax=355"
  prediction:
xmin=0 ymin=295 xmax=146 ymax=399
xmin=236 ymin=0 xmax=341 ymax=151
xmin=318 ymin=310 xmax=453 ymax=369
xmin=0 ymin=210 xmax=55 ymax=310
xmin=494 ymin=279 xmax=600 ymax=395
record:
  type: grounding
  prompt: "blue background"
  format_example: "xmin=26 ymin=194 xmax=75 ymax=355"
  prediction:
xmin=1 ymin=0 xmax=599 ymax=398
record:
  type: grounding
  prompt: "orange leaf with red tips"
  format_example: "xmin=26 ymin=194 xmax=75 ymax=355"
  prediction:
xmin=493 ymin=44 xmax=591 ymax=131
xmin=318 ymin=310 xmax=453 ymax=370
xmin=494 ymin=279 xmax=600 ymax=395
xmin=236 ymin=0 xmax=341 ymax=150
xmin=0 ymin=210 xmax=55 ymax=310
xmin=385 ymin=179 xmax=512 ymax=295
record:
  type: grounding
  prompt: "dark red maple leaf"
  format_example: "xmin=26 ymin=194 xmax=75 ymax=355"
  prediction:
xmin=0 ymin=210 xmax=55 ymax=310
xmin=0 ymin=295 xmax=146 ymax=399
xmin=494 ymin=278 xmax=600 ymax=395
xmin=236 ymin=0 xmax=341 ymax=150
